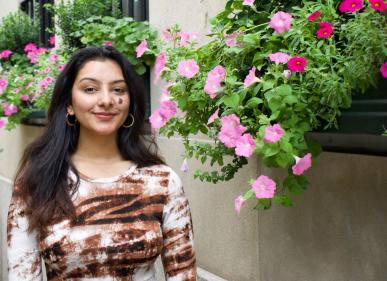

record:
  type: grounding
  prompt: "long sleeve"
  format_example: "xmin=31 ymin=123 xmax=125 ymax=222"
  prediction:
xmin=7 ymin=187 xmax=43 ymax=281
xmin=161 ymin=170 xmax=196 ymax=281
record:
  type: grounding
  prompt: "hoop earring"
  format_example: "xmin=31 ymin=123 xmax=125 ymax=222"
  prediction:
xmin=122 ymin=113 xmax=135 ymax=128
xmin=66 ymin=113 xmax=77 ymax=127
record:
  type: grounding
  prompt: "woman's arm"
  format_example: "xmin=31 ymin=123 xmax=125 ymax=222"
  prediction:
xmin=161 ymin=170 xmax=196 ymax=281
xmin=7 ymin=187 xmax=43 ymax=281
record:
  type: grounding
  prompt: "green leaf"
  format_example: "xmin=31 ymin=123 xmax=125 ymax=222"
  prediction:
xmin=246 ymin=97 xmax=263 ymax=108
xmin=306 ymin=138 xmax=322 ymax=157
xmin=284 ymin=175 xmax=309 ymax=196
xmin=273 ymin=195 xmax=293 ymax=207
xmin=267 ymin=97 xmax=282 ymax=112
xmin=275 ymin=84 xmax=292 ymax=96
xmin=283 ymin=95 xmax=298 ymax=105
xmin=224 ymin=94 xmax=240 ymax=108
xmin=254 ymin=198 xmax=272 ymax=209
xmin=262 ymin=80 xmax=274 ymax=91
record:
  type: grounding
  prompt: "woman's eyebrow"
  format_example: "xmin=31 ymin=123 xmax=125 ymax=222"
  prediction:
xmin=78 ymin=77 xmax=126 ymax=84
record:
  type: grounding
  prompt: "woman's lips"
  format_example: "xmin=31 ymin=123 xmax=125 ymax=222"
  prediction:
xmin=94 ymin=112 xmax=115 ymax=121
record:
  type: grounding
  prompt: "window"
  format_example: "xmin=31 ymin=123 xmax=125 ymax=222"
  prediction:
xmin=20 ymin=0 xmax=54 ymax=47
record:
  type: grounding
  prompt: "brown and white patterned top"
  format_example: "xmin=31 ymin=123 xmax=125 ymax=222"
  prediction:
xmin=7 ymin=164 xmax=196 ymax=281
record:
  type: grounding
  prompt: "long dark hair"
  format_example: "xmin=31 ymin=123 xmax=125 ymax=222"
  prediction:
xmin=14 ymin=46 xmax=164 ymax=234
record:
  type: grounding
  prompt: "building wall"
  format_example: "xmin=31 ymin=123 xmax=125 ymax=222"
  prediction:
xmin=0 ymin=1 xmax=386 ymax=281
xmin=0 ymin=0 xmax=18 ymax=19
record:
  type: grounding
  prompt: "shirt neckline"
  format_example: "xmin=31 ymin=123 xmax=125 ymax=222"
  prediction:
xmin=73 ymin=163 xmax=138 ymax=183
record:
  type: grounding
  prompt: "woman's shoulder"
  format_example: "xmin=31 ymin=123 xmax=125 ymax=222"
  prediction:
xmin=136 ymin=164 xmax=181 ymax=186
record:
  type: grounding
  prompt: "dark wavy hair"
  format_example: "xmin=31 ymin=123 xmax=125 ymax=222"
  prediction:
xmin=14 ymin=46 xmax=164 ymax=234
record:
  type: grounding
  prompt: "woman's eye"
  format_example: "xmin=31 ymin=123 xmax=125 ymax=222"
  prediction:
xmin=84 ymin=87 xmax=96 ymax=94
xmin=114 ymin=88 xmax=126 ymax=94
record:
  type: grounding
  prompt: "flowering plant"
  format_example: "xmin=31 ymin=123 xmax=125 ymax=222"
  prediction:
xmin=0 ymin=41 xmax=67 ymax=130
xmin=150 ymin=0 xmax=386 ymax=211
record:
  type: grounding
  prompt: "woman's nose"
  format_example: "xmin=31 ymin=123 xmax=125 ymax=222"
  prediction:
xmin=98 ymin=88 xmax=114 ymax=106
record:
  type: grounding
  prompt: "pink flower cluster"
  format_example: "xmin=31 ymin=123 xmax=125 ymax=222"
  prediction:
xmin=218 ymin=114 xmax=256 ymax=158
xmin=2 ymin=102 xmax=18 ymax=116
xmin=49 ymin=35 xmax=55 ymax=46
xmin=149 ymin=88 xmax=177 ymax=129
xmin=268 ymin=52 xmax=291 ymax=64
xmin=24 ymin=42 xmax=47 ymax=64
xmin=0 ymin=79 xmax=8 ymax=95
xmin=204 ymin=65 xmax=225 ymax=99
xmin=243 ymin=0 xmax=255 ymax=7
xmin=0 ymin=50 xmax=12 ymax=59
xmin=339 ymin=0 xmax=364 ymax=12
xmin=162 ymin=29 xmax=198 ymax=46
xmin=225 ymin=32 xmax=242 ymax=47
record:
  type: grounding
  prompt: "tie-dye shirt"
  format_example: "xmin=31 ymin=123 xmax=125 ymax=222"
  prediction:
xmin=7 ymin=164 xmax=196 ymax=281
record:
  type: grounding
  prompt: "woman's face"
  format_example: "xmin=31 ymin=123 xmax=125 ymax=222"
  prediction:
xmin=67 ymin=59 xmax=130 ymax=137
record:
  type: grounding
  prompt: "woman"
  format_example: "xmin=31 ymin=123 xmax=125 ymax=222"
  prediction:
xmin=7 ymin=46 xmax=196 ymax=281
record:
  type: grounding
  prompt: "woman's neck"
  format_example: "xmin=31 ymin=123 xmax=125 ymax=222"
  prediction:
xmin=74 ymin=130 xmax=122 ymax=162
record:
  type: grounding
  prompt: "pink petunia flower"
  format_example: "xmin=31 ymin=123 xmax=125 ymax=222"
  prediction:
xmin=339 ymin=0 xmax=364 ymax=12
xmin=50 ymin=54 xmax=59 ymax=62
xmin=20 ymin=94 xmax=29 ymax=102
xmin=58 ymin=64 xmax=66 ymax=72
xmin=154 ymin=52 xmax=167 ymax=83
xmin=208 ymin=65 xmax=226 ymax=81
xmin=269 ymin=11 xmax=292 ymax=34
xmin=44 ymin=76 xmax=53 ymax=84
xmin=207 ymin=108 xmax=219 ymax=124
xmin=0 ymin=50 xmax=12 ymax=59
xmin=159 ymin=101 xmax=177 ymax=119
xmin=39 ymin=80 xmax=48 ymax=89
xmin=180 ymin=158 xmax=189 ymax=173
xmin=218 ymin=114 xmax=246 ymax=148
xmin=176 ymin=32 xmax=198 ymax=46
xmin=244 ymin=66 xmax=261 ymax=88
xmin=264 ymin=123 xmax=284 ymax=143
xmin=44 ymin=67 xmax=51 ymax=73
xmin=27 ymin=52 xmax=38 ymax=64
xmin=243 ymin=0 xmax=255 ymax=6
xmin=316 ymin=22 xmax=334 ymax=38
xmin=369 ymin=0 xmax=387 ymax=12
xmin=380 ymin=62 xmax=387 ymax=78
xmin=234 ymin=195 xmax=246 ymax=215
xmin=268 ymin=52 xmax=291 ymax=64
xmin=307 ymin=10 xmax=321 ymax=22
xmin=0 ymin=79 xmax=7 ymax=90
xmin=149 ymin=109 xmax=168 ymax=129
xmin=178 ymin=59 xmax=199 ymax=79
xmin=220 ymin=114 xmax=246 ymax=136
xmin=49 ymin=35 xmax=55 ymax=46
xmin=24 ymin=42 xmax=37 ymax=53
xmin=0 ymin=119 xmax=4 ymax=129
xmin=288 ymin=56 xmax=308 ymax=72
xmin=252 ymin=175 xmax=276 ymax=199
xmin=2 ymin=103 xmax=18 ymax=116
xmin=204 ymin=79 xmax=222 ymax=99
xmin=235 ymin=133 xmax=256 ymax=158
xmin=104 ymin=41 xmax=113 ymax=46
xmin=292 ymin=153 xmax=312 ymax=176
xmin=13 ymin=88 xmax=20 ymax=93
xmin=136 ymin=39 xmax=148 ymax=58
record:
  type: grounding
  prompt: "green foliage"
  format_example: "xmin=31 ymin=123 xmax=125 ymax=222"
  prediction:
xmin=154 ymin=0 xmax=386 ymax=210
xmin=74 ymin=16 xmax=158 ymax=75
xmin=45 ymin=0 xmax=121 ymax=50
xmin=0 ymin=10 xmax=39 ymax=55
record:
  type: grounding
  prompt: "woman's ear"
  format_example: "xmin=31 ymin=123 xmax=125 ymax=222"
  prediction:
xmin=67 ymin=105 xmax=74 ymax=115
